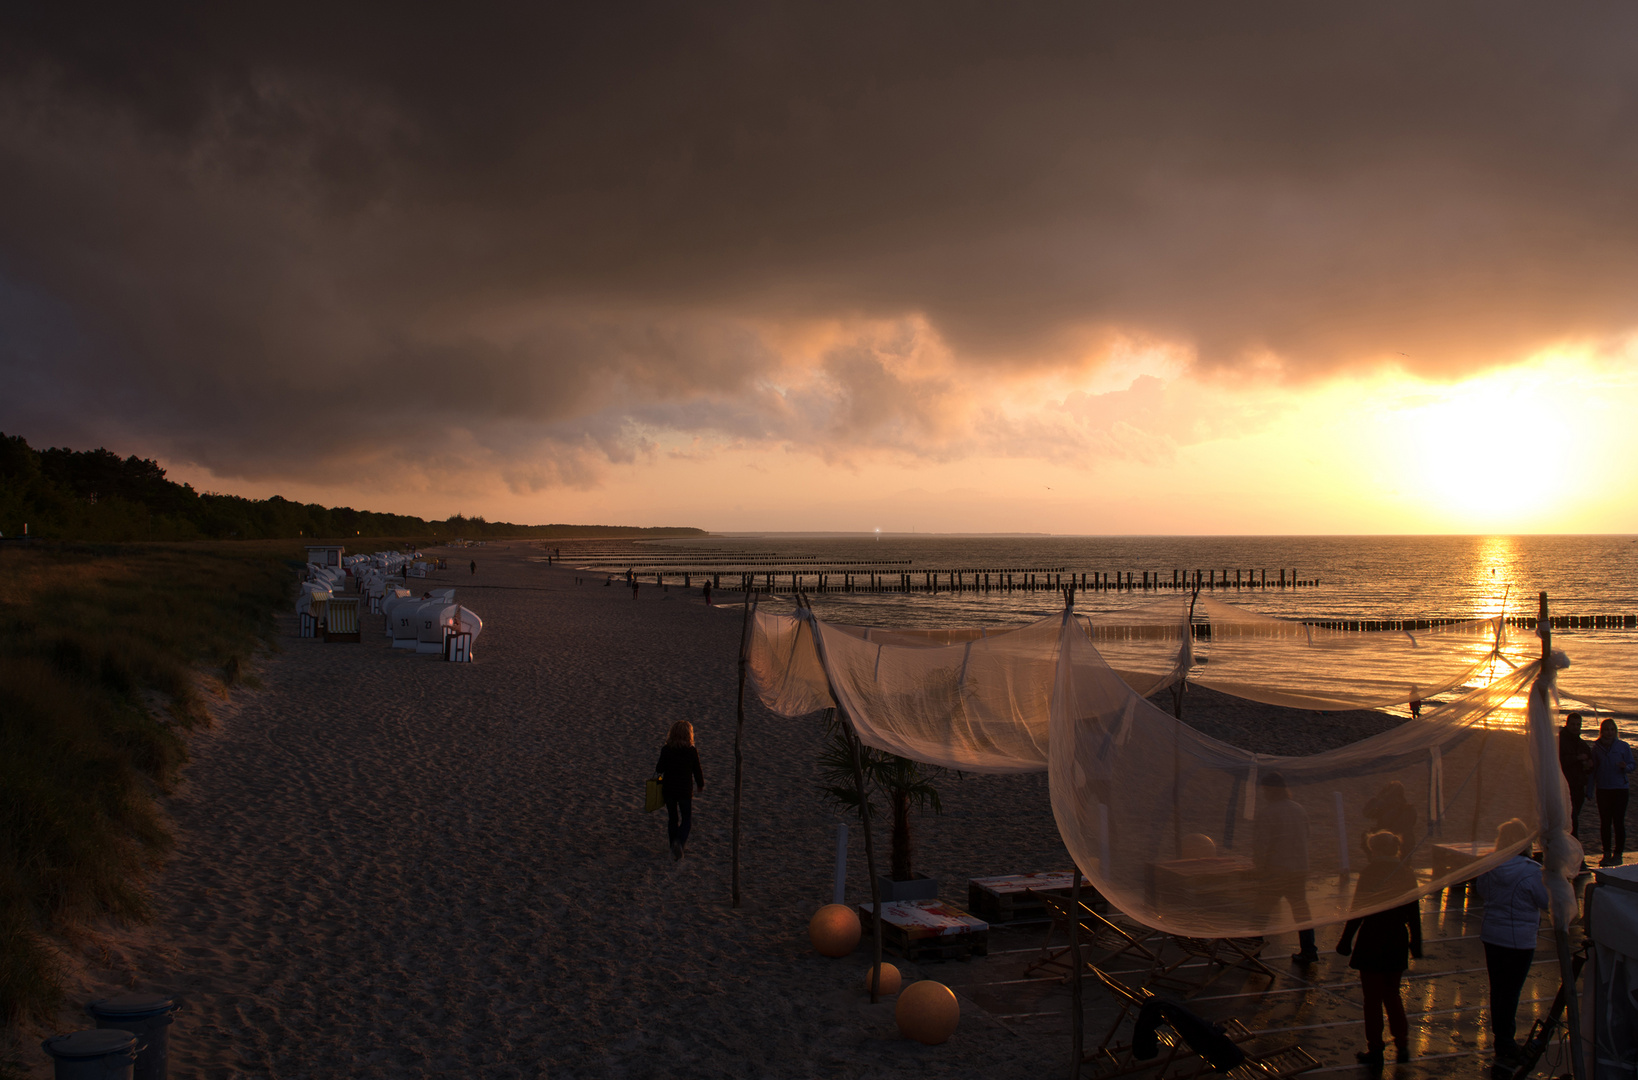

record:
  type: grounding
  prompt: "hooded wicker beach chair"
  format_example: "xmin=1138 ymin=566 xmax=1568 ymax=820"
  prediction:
xmin=323 ymin=597 xmax=361 ymax=642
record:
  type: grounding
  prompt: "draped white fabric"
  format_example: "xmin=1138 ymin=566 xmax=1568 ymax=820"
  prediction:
xmin=1049 ymin=611 xmax=1549 ymax=936
xmin=746 ymin=598 xmax=1576 ymax=936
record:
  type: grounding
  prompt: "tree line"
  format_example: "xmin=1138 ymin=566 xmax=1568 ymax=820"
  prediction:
xmin=0 ymin=433 xmax=705 ymax=542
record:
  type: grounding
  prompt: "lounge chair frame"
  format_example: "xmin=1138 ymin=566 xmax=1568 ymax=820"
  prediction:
xmin=1027 ymin=893 xmax=1162 ymax=980
xmin=1082 ymin=965 xmax=1320 ymax=1080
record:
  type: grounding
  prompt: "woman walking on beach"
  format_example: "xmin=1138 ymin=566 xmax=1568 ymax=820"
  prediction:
xmin=1474 ymin=818 xmax=1549 ymax=1070
xmin=1336 ymin=830 xmax=1423 ymax=1068
xmin=655 ymin=721 xmax=705 ymax=861
xmin=1593 ymin=718 xmax=1634 ymax=866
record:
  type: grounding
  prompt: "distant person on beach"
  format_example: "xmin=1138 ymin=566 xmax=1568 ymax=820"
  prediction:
xmin=1560 ymin=712 xmax=1596 ymax=841
xmin=702 ymin=580 xmax=712 ymax=606
xmin=1593 ymin=718 xmax=1634 ymax=866
xmin=1474 ymin=818 xmax=1549 ymax=1070
xmin=1361 ymin=781 xmax=1417 ymax=865
xmin=655 ymin=721 xmax=705 ymax=861
xmin=1252 ymin=773 xmax=1318 ymax=965
xmin=470 ymin=560 xmax=476 ymax=575
xmin=1408 ymin=688 xmax=1421 ymax=719
xmin=1337 ymin=830 xmax=1423 ymax=1068
xmin=631 ymin=578 xmax=640 ymax=600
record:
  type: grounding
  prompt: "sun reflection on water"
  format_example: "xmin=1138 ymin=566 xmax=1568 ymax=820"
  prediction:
xmin=1474 ymin=536 xmax=1519 ymax=620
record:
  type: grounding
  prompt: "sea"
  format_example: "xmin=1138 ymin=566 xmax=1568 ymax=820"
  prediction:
xmin=579 ymin=533 xmax=1638 ymax=727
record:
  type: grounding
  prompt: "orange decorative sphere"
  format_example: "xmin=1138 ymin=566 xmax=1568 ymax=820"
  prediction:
xmin=895 ymin=980 xmax=960 ymax=1044
xmin=863 ymin=962 xmax=902 ymax=995
xmin=809 ymin=904 xmax=862 ymax=957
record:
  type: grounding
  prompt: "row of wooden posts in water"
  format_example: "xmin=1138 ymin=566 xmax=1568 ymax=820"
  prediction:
xmin=1300 ymin=615 xmax=1638 ymax=631
xmin=619 ymin=571 xmax=1636 ymax=630
xmin=647 ymin=567 xmax=1318 ymax=594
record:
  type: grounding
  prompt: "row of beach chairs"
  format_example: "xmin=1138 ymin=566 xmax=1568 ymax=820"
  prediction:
xmin=1024 ymin=892 xmax=1319 ymax=1079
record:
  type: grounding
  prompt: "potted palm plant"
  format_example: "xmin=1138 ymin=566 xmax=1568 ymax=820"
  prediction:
xmin=817 ymin=710 xmax=953 ymax=902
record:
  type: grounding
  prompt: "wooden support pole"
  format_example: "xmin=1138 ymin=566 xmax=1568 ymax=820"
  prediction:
xmin=1540 ymin=592 xmax=1587 ymax=1080
xmin=801 ymin=595 xmax=885 ymax=1004
xmin=848 ymin=721 xmax=885 ymax=1004
xmin=1069 ymin=865 xmax=1084 ymax=1079
xmin=732 ymin=589 xmax=756 ymax=908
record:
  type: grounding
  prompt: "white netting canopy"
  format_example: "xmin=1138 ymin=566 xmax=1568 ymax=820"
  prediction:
xmin=748 ymin=598 xmax=1580 ymax=939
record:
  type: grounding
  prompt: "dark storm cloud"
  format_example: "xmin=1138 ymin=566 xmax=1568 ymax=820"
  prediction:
xmin=2 ymin=2 xmax=1636 ymax=486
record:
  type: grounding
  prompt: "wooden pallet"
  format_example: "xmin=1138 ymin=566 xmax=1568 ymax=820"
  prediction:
xmin=969 ymin=872 xmax=1106 ymax=923
xmin=859 ymin=900 xmax=989 ymax=962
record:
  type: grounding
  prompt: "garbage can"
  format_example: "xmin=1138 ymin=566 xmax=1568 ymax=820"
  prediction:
xmin=86 ymin=993 xmax=178 ymax=1080
xmin=42 ymin=1029 xmax=139 ymax=1080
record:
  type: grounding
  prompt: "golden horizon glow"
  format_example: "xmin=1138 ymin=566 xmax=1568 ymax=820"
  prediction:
xmin=159 ymin=343 xmax=1638 ymax=536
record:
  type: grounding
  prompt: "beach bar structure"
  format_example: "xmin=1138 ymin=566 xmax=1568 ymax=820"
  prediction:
xmin=746 ymin=589 xmax=1593 ymax=1077
xmin=305 ymin=544 xmax=345 ymax=568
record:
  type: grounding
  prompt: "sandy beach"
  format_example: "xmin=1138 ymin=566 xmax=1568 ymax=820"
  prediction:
xmin=21 ymin=546 xmax=1070 ymax=1077
xmin=14 ymin=544 xmax=1612 ymax=1078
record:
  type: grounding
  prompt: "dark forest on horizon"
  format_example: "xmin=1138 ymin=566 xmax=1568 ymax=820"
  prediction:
xmin=0 ymin=433 xmax=706 ymax=543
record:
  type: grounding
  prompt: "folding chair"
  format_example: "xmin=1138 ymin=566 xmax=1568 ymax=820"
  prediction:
xmin=1148 ymin=934 xmax=1279 ymax=997
xmin=1083 ymin=966 xmax=1318 ymax=1080
xmin=1027 ymin=893 xmax=1162 ymax=980
xmin=1218 ymin=1046 xmax=1321 ymax=1079
xmin=1081 ymin=965 xmax=1251 ymax=1078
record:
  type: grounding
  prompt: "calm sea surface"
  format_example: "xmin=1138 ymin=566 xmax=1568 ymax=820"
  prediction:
xmin=611 ymin=534 xmax=1638 ymax=724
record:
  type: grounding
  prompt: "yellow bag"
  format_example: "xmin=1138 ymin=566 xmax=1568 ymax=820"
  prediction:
xmin=644 ymin=776 xmax=664 ymax=813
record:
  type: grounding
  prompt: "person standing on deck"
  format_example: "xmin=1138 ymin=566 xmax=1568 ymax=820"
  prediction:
xmin=1361 ymin=781 xmax=1418 ymax=865
xmin=1560 ymin=712 xmax=1596 ymax=841
xmin=655 ymin=721 xmax=705 ymax=860
xmin=1593 ymin=718 xmax=1635 ymax=866
xmin=1253 ymin=773 xmax=1319 ymax=965
xmin=1336 ymin=830 xmax=1422 ymax=1068
xmin=1474 ymin=818 xmax=1549 ymax=1072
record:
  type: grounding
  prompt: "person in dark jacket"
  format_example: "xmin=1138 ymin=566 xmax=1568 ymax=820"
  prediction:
xmin=1560 ymin=713 xmax=1596 ymax=841
xmin=1361 ymin=781 xmax=1418 ymax=866
xmin=1337 ymin=830 xmax=1423 ymax=1068
xmin=655 ymin=720 xmax=705 ymax=860
xmin=1593 ymin=718 xmax=1635 ymax=866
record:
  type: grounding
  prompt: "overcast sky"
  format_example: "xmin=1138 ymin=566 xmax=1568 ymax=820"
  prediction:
xmin=3 ymin=3 xmax=1636 ymax=532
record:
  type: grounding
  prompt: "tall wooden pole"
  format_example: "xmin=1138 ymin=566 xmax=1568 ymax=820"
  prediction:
xmin=848 ymin=721 xmax=886 ymax=1003
xmin=1070 ymin=866 xmax=1083 ymax=1079
xmin=1063 ymin=585 xmax=1084 ymax=1079
xmin=800 ymin=591 xmax=886 ymax=1003
xmin=732 ymin=589 xmax=756 ymax=909
xmin=1539 ymin=592 xmax=1587 ymax=1080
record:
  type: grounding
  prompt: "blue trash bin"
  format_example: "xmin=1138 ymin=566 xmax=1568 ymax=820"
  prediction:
xmin=86 ymin=993 xmax=179 ymax=1080
xmin=42 ymin=1029 xmax=139 ymax=1080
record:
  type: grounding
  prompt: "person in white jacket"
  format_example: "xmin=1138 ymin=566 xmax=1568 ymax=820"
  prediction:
xmin=1473 ymin=818 xmax=1550 ymax=1068
xmin=1253 ymin=773 xmax=1319 ymax=964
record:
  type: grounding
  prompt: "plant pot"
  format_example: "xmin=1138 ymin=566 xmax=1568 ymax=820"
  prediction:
xmin=876 ymin=873 xmax=940 ymax=902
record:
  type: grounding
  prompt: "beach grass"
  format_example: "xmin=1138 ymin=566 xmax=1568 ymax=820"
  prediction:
xmin=0 ymin=540 xmax=295 ymax=1026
